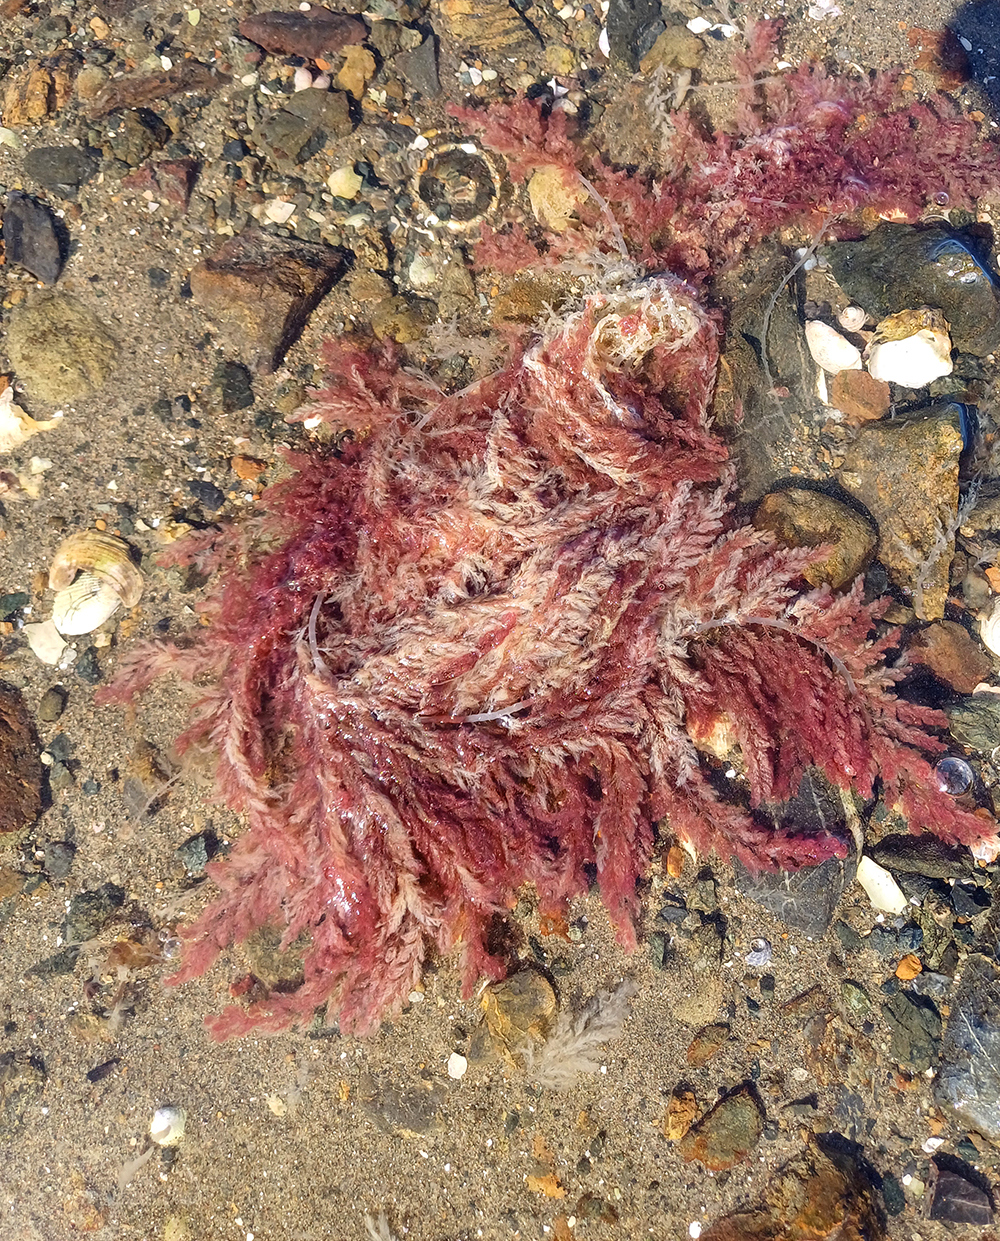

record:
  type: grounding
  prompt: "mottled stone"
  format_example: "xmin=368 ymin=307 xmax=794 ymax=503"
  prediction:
xmin=0 ymin=683 xmax=42 ymax=834
xmin=678 ymin=1084 xmax=764 ymax=1171
xmin=837 ymin=406 xmax=964 ymax=619
xmin=949 ymin=693 xmax=1000 ymax=751
xmin=906 ymin=620 xmax=994 ymax=693
xmin=439 ymin=0 xmax=539 ymax=51
xmin=882 ymin=990 xmax=942 ymax=1071
xmin=190 ymin=228 xmax=346 ymax=373
xmin=6 ymin=293 xmax=119 ymax=403
xmin=239 ymin=8 xmax=367 ymax=60
xmin=829 ymin=368 xmax=891 ymax=424
xmin=702 ymin=1138 xmax=885 ymax=1241
xmin=63 ymin=882 xmax=125 ymax=944
xmin=686 ymin=1023 xmax=730 ymax=1067
xmin=869 ymin=833 xmax=973 ymax=880
xmin=753 ymin=487 xmax=877 ymax=589
xmin=1 ymin=55 xmax=77 ymax=125
xmin=23 ymin=144 xmax=100 ymax=192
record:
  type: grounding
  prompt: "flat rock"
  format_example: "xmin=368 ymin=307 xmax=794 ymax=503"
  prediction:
xmin=394 ymin=36 xmax=441 ymax=98
xmin=3 ymin=191 xmax=63 ymax=283
xmin=869 ymin=833 xmax=973 ymax=880
xmin=250 ymin=89 xmax=352 ymax=167
xmin=6 ymin=292 xmax=119 ymax=403
xmin=829 ymin=368 xmax=891 ymax=424
xmin=702 ymin=1138 xmax=885 ymax=1241
xmin=936 ymin=948 xmax=1000 ymax=1139
xmin=239 ymin=8 xmax=367 ymax=60
xmin=606 ymin=0 xmax=664 ymax=69
xmin=753 ymin=487 xmax=877 ymax=589
xmin=882 ymin=989 xmax=942 ymax=1071
xmin=929 ymin=1159 xmax=994 ymax=1225
xmin=948 ymin=693 xmax=1000 ymax=751
xmin=121 ymin=158 xmax=199 ymax=210
xmin=906 ymin=620 xmax=993 ymax=693
xmin=189 ymin=227 xmax=347 ymax=373
xmin=678 ymin=1084 xmax=764 ymax=1171
xmin=0 ymin=683 xmax=42 ymax=834
xmin=438 ymin=0 xmax=540 ymax=52
xmin=22 ymin=144 xmax=100 ymax=192
xmin=837 ymin=405 xmax=964 ymax=619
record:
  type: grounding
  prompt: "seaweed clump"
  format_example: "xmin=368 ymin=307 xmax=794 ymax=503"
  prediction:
xmin=102 ymin=25 xmax=1000 ymax=1037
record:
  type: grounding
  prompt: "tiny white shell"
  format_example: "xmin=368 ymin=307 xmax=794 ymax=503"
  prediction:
xmin=980 ymin=596 xmax=1000 ymax=657
xmin=804 ymin=320 xmax=862 ymax=374
xmin=866 ymin=329 xmax=953 ymax=387
xmin=51 ymin=572 xmax=122 ymax=636
xmin=856 ymin=855 xmax=908 ymax=915
xmin=149 ymin=1105 xmax=186 ymax=1147
xmin=837 ymin=305 xmax=867 ymax=331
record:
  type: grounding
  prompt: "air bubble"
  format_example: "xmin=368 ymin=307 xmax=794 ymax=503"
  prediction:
xmin=934 ymin=755 xmax=973 ymax=796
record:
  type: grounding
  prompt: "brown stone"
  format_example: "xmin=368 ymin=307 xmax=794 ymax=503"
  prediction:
xmin=239 ymin=8 xmax=367 ymax=61
xmin=678 ymin=1085 xmax=764 ymax=1171
xmin=189 ymin=227 xmax=347 ymax=373
xmin=0 ymin=683 xmax=42 ymax=834
xmin=337 ymin=45 xmax=376 ymax=98
xmin=837 ymin=407 xmax=964 ymax=619
xmin=829 ymin=368 xmax=891 ymax=425
xmin=906 ymin=620 xmax=993 ymax=693
xmin=686 ymin=1022 xmax=730 ymax=1067
xmin=702 ymin=1138 xmax=885 ymax=1241
xmin=1 ymin=55 xmax=77 ymax=126
xmin=121 ymin=158 xmax=199 ymax=210
xmin=439 ymin=0 xmax=540 ymax=52
xmin=664 ymin=1087 xmax=699 ymax=1140
xmin=88 ymin=62 xmax=225 ymax=118
xmin=754 ymin=487 xmax=877 ymax=590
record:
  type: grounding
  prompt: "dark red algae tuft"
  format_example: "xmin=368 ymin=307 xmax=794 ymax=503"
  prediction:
xmin=100 ymin=25 xmax=1000 ymax=1038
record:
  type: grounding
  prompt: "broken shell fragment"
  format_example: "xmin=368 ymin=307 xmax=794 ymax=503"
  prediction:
xmin=51 ymin=571 xmax=123 ymax=636
xmin=804 ymin=320 xmax=862 ymax=374
xmin=149 ymin=1105 xmax=186 ymax=1147
xmin=413 ymin=142 xmax=502 ymax=231
xmin=49 ymin=530 xmax=143 ymax=607
xmin=979 ymin=596 xmax=1000 ymax=657
xmin=865 ymin=307 xmax=953 ymax=388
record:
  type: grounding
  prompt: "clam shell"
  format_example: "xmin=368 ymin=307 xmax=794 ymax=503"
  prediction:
xmin=805 ymin=320 xmax=862 ymax=375
xmin=51 ymin=572 xmax=123 ymax=635
xmin=49 ymin=530 xmax=143 ymax=608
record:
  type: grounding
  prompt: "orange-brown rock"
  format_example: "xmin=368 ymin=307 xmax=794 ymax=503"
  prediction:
xmin=753 ymin=487 xmax=877 ymax=590
xmin=907 ymin=620 xmax=993 ymax=694
xmin=829 ymin=368 xmax=891 ymax=425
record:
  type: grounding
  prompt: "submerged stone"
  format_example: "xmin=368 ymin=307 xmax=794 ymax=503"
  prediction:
xmin=826 ymin=224 xmax=1000 ymax=356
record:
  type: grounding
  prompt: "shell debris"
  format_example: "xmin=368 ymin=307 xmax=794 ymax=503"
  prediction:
xmin=48 ymin=529 xmax=143 ymax=636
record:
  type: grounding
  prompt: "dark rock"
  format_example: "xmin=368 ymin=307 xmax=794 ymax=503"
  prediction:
xmin=190 ymin=228 xmax=347 ymax=373
xmin=678 ymin=1084 xmax=764 ymax=1171
xmin=211 ymin=360 xmax=254 ymax=413
xmin=881 ymin=1173 xmax=905 ymax=1216
xmin=148 ymin=266 xmax=170 ymax=289
xmin=0 ymin=1052 xmax=46 ymax=1137
xmin=826 ymin=224 xmax=1000 ymax=356
xmin=251 ymin=89 xmax=352 ymax=166
xmin=188 ymin=479 xmax=226 ymax=512
xmin=753 ymin=487 xmax=877 ymax=590
xmin=837 ymin=404 xmax=964 ymax=619
xmin=63 ymin=881 xmax=125 ymax=943
xmin=23 ymin=145 xmax=100 ymax=193
xmin=952 ymin=882 xmax=991 ymax=919
xmin=881 ymin=990 xmax=942 ymax=1070
xmin=736 ymin=770 xmax=857 ymax=935
xmin=394 ymin=36 xmax=440 ymax=97
xmin=74 ymin=647 xmax=102 ymax=684
xmin=834 ymin=919 xmax=863 ymax=953
xmin=100 ymin=107 xmax=170 ymax=169
xmin=906 ymin=620 xmax=993 ymax=693
xmin=869 ymin=833 xmax=974 ymax=880
xmin=3 ymin=192 xmax=63 ymax=284
xmin=606 ymin=0 xmax=665 ymax=70
xmin=239 ymin=8 xmax=367 ymax=60
xmin=45 ymin=732 xmax=72 ymax=762
xmin=929 ymin=1158 xmax=994 ymax=1224
xmin=358 ymin=1070 xmax=447 ymax=1135
xmin=175 ymin=830 xmax=218 ymax=876
xmin=36 ymin=685 xmax=67 ymax=723
xmin=937 ymin=949 xmax=1000 ymax=1138
xmin=948 ymin=693 xmax=1000 ymax=751
xmin=25 ymin=945 xmax=79 ymax=977
xmin=0 ymin=592 xmax=29 ymax=621
xmin=43 ymin=840 xmax=75 ymax=879
xmin=0 ymin=683 xmax=42 ymax=835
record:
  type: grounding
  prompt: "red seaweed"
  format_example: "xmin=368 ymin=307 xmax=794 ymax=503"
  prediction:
xmin=101 ymin=30 xmax=1000 ymax=1037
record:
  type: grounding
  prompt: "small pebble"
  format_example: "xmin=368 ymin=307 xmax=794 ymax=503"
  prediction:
xmin=447 ymin=1052 xmax=468 ymax=1080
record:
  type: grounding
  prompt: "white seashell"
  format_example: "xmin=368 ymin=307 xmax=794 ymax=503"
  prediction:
xmin=50 ymin=530 xmax=143 ymax=607
xmin=804 ymin=320 xmax=862 ymax=374
xmin=149 ymin=1105 xmax=186 ymax=1147
xmin=292 ymin=65 xmax=313 ymax=91
xmin=837 ymin=305 xmax=867 ymax=332
xmin=51 ymin=572 xmax=123 ymax=635
xmin=23 ymin=618 xmax=67 ymax=665
xmin=866 ymin=329 xmax=953 ymax=387
xmin=855 ymin=854 xmax=908 ymax=915
xmin=980 ymin=596 xmax=1000 ymax=657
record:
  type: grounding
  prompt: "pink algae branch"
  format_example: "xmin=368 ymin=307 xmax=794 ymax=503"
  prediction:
xmin=102 ymin=275 xmax=991 ymax=1039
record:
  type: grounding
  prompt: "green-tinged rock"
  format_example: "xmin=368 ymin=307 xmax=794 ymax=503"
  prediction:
xmin=678 ymin=1084 xmax=764 ymax=1170
xmin=948 ymin=693 xmax=1000 ymax=751
xmin=753 ymin=487 xmax=877 ymax=590
xmin=826 ymin=224 xmax=1000 ymax=355
xmin=882 ymin=990 xmax=942 ymax=1071
xmin=6 ymin=293 xmax=118 ymax=403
